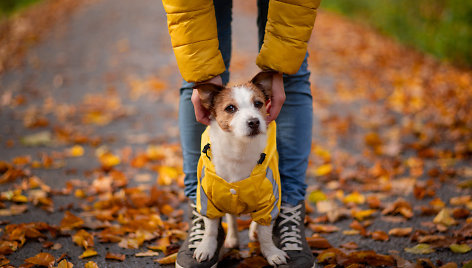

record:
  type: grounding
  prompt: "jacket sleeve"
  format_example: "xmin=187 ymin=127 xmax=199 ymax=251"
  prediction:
xmin=256 ymin=0 xmax=321 ymax=74
xmin=162 ymin=0 xmax=226 ymax=83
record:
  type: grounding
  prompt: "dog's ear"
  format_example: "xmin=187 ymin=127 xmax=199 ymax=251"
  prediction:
xmin=193 ymin=83 xmax=224 ymax=110
xmin=251 ymin=71 xmax=275 ymax=100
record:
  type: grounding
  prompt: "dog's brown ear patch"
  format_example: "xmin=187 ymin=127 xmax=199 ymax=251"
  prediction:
xmin=251 ymin=71 xmax=275 ymax=100
xmin=193 ymin=83 xmax=224 ymax=110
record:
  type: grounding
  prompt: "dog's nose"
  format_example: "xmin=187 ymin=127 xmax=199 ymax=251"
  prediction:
xmin=247 ymin=118 xmax=260 ymax=130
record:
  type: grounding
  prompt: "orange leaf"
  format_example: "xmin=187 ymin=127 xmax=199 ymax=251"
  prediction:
xmin=105 ymin=252 xmax=126 ymax=261
xmin=306 ymin=236 xmax=332 ymax=249
xmin=25 ymin=252 xmax=55 ymax=267
xmin=371 ymin=230 xmax=389 ymax=241
xmin=84 ymin=261 xmax=99 ymax=268
xmin=388 ymin=227 xmax=412 ymax=237
xmin=154 ymin=252 xmax=177 ymax=264
xmin=60 ymin=211 xmax=84 ymax=230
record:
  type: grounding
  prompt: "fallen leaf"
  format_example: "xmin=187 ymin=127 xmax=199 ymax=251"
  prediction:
xmin=309 ymin=224 xmax=339 ymax=233
xmin=306 ymin=236 xmax=332 ymax=249
xmin=106 ymin=252 xmax=125 ymax=261
xmin=343 ymin=191 xmax=365 ymax=204
xmin=237 ymin=255 xmax=269 ymax=268
xmin=340 ymin=241 xmax=358 ymax=249
xmin=135 ymin=250 xmax=160 ymax=257
xmin=57 ymin=259 xmax=74 ymax=268
xmin=68 ymin=145 xmax=84 ymax=157
xmin=25 ymin=252 xmax=55 ymax=267
xmin=60 ymin=211 xmax=84 ymax=230
xmin=84 ymin=261 xmax=99 ymax=268
xmin=433 ymin=208 xmax=457 ymax=227
xmin=449 ymin=243 xmax=471 ymax=253
xmin=389 ymin=227 xmax=412 ymax=237
xmin=308 ymin=190 xmax=327 ymax=203
xmin=79 ymin=248 xmax=98 ymax=259
xmin=405 ymin=243 xmax=434 ymax=254
xmin=371 ymin=230 xmax=389 ymax=241
xmin=154 ymin=252 xmax=177 ymax=264
xmin=352 ymin=209 xmax=376 ymax=221
xmin=72 ymin=229 xmax=94 ymax=249
xmin=315 ymin=164 xmax=332 ymax=176
xmin=21 ymin=131 xmax=52 ymax=146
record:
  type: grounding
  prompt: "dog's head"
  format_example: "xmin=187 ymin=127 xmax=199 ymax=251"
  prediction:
xmin=194 ymin=72 xmax=274 ymax=138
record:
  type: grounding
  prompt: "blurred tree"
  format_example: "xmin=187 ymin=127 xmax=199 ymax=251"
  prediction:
xmin=322 ymin=0 xmax=472 ymax=67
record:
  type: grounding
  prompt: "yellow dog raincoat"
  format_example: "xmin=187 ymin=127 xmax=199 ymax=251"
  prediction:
xmin=196 ymin=122 xmax=281 ymax=226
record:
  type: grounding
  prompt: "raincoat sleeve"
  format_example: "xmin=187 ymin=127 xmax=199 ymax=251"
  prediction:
xmin=256 ymin=0 xmax=321 ymax=74
xmin=161 ymin=0 xmax=226 ymax=83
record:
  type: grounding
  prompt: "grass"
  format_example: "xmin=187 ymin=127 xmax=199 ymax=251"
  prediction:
xmin=0 ymin=0 xmax=42 ymax=18
xmin=321 ymin=0 xmax=472 ymax=68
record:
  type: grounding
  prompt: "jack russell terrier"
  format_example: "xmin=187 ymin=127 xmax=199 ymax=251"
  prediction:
xmin=192 ymin=72 xmax=288 ymax=266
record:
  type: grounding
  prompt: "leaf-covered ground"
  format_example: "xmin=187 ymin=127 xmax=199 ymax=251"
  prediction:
xmin=1 ymin=0 xmax=471 ymax=267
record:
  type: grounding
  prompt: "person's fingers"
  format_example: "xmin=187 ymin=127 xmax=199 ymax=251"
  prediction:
xmin=191 ymin=89 xmax=211 ymax=125
xmin=266 ymin=73 xmax=285 ymax=122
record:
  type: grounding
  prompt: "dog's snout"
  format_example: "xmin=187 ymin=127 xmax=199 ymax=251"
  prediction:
xmin=247 ymin=118 xmax=260 ymax=130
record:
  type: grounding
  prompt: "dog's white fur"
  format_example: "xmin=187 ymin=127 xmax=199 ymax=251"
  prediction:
xmin=193 ymin=81 xmax=287 ymax=266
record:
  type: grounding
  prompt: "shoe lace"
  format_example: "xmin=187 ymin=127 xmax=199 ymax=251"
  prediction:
xmin=278 ymin=203 xmax=303 ymax=251
xmin=188 ymin=204 xmax=205 ymax=249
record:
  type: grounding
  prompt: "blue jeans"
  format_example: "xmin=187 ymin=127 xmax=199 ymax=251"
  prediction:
xmin=178 ymin=0 xmax=312 ymax=206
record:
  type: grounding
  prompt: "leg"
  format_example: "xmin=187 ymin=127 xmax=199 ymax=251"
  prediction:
xmin=248 ymin=221 xmax=258 ymax=242
xmin=224 ymin=214 xmax=239 ymax=248
xmin=257 ymin=0 xmax=311 ymax=206
xmin=257 ymin=3 xmax=315 ymax=267
xmin=180 ymin=0 xmax=233 ymax=202
xmin=194 ymin=217 xmax=220 ymax=262
xmin=258 ymin=223 xmax=288 ymax=266
xmin=276 ymin=55 xmax=312 ymax=205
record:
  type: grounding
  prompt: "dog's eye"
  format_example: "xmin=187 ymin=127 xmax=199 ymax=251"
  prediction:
xmin=254 ymin=101 xmax=264 ymax=109
xmin=225 ymin=105 xmax=237 ymax=113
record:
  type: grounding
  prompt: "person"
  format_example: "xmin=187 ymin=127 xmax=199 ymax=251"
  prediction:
xmin=161 ymin=0 xmax=321 ymax=267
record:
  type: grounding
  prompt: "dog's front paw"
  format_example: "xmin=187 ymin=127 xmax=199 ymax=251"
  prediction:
xmin=263 ymin=247 xmax=288 ymax=266
xmin=193 ymin=238 xmax=217 ymax=262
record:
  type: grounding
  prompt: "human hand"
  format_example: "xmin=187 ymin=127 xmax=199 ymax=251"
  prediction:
xmin=266 ymin=72 xmax=285 ymax=122
xmin=191 ymin=75 xmax=223 ymax=125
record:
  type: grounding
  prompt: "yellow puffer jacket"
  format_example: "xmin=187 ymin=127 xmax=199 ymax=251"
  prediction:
xmin=196 ymin=122 xmax=281 ymax=226
xmin=162 ymin=0 xmax=321 ymax=83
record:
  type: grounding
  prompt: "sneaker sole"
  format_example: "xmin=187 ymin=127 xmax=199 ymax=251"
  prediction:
xmin=175 ymin=262 xmax=217 ymax=268
xmin=175 ymin=248 xmax=225 ymax=268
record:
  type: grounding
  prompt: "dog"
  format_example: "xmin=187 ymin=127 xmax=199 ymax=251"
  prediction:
xmin=192 ymin=72 xmax=288 ymax=266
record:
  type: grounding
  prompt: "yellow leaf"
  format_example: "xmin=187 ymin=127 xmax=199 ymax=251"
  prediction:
xmin=157 ymin=166 xmax=180 ymax=186
xmin=343 ymin=191 xmax=365 ymax=204
xmin=405 ymin=243 xmax=434 ymax=254
xmin=146 ymin=145 xmax=165 ymax=161
xmin=12 ymin=194 xmax=28 ymax=203
xmin=315 ymin=164 xmax=332 ymax=176
xmin=99 ymin=152 xmax=120 ymax=167
xmin=155 ymin=252 xmax=177 ymax=264
xmin=84 ymin=261 xmax=99 ymax=268
xmin=449 ymin=243 xmax=471 ymax=253
xmin=352 ymin=209 xmax=376 ymax=221
xmin=57 ymin=259 xmax=74 ymax=268
xmin=69 ymin=145 xmax=84 ymax=157
xmin=308 ymin=190 xmax=327 ymax=203
xmin=79 ymin=248 xmax=98 ymax=259
xmin=74 ymin=189 xmax=86 ymax=199
xmin=433 ymin=208 xmax=456 ymax=227
xmin=72 ymin=229 xmax=94 ymax=249
xmin=312 ymin=145 xmax=331 ymax=161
